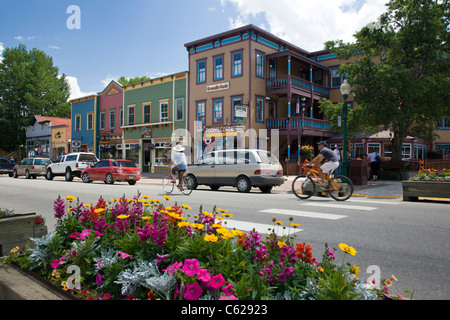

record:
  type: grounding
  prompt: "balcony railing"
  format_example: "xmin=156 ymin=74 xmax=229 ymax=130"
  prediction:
xmin=266 ymin=116 xmax=333 ymax=131
xmin=266 ymin=75 xmax=329 ymax=97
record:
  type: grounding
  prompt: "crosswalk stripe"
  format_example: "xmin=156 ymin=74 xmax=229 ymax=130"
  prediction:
xmin=259 ymin=208 xmax=347 ymax=220
xmin=299 ymin=202 xmax=378 ymax=211
xmin=223 ymin=219 xmax=298 ymax=236
xmin=348 ymin=199 xmax=401 ymax=205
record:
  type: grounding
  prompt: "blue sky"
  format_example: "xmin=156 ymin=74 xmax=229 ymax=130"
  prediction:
xmin=0 ymin=0 xmax=387 ymax=100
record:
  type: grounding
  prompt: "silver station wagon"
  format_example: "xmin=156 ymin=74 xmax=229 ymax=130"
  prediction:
xmin=186 ymin=149 xmax=284 ymax=193
xmin=13 ymin=157 xmax=52 ymax=179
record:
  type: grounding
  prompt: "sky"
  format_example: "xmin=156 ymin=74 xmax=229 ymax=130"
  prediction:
xmin=0 ymin=0 xmax=389 ymax=100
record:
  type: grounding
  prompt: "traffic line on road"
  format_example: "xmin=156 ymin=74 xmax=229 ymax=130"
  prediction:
xmin=223 ymin=219 xmax=301 ymax=236
xmin=299 ymin=202 xmax=378 ymax=211
xmin=347 ymin=198 xmax=402 ymax=205
xmin=259 ymin=208 xmax=347 ymax=220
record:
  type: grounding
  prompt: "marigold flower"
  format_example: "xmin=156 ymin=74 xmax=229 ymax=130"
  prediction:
xmin=117 ymin=215 xmax=130 ymax=219
xmin=339 ymin=243 xmax=357 ymax=256
xmin=290 ymin=223 xmax=301 ymax=228
xmin=64 ymin=196 xmax=76 ymax=202
xmin=204 ymin=234 xmax=219 ymax=242
xmin=351 ymin=265 xmax=361 ymax=278
xmin=163 ymin=195 xmax=173 ymax=201
xmin=217 ymin=208 xmax=228 ymax=213
xmin=182 ymin=204 xmax=192 ymax=210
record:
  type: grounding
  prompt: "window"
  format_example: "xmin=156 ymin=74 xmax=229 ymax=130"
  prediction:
xmin=438 ymin=117 xmax=450 ymax=129
xmin=269 ymin=58 xmax=277 ymax=78
xmin=367 ymin=143 xmax=380 ymax=155
xmin=196 ymin=101 xmax=206 ymax=125
xmin=143 ymin=103 xmax=151 ymax=124
xmin=160 ymin=100 xmax=169 ymax=122
xmin=120 ymin=108 xmax=124 ymax=127
xmin=383 ymin=143 xmax=392 ymax=159
xmin=109 ymin=109 xmax=115 ymax=129
xmin=214 ymin=56 xmax=223 ymax=81
xmin=232 ymin=51 xmax=242 ymax=77
xmin=232 ymin=96 xmax=242 ymax=122
xmin=256 ymin=97 xmax=264 ymax=122
xmin=213 ymin=99 xmax=223 ymax=123
xmin=402 ymin=143 xmax=411 ymax=160
xmin=87 ymin=113 xmax=93 ymax=131
xmin=175 ymin=98 xmax=184 ymax=121
xmin=128 ymin=106 xmax=135 ymax=126
xmin=256 ymin=52 xmax=264 ymax=78
xmin=331 ymin=68 xmax=342 ymax=88
xmin=99 ymin=111 xmax=105 ymax=130
xmin=197 ymin=60 xmax=206 ymax=83
xmin=75 ymin=114 xmax=81 ymax=132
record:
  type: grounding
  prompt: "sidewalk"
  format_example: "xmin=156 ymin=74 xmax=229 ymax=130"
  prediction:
xmin=139 ymin=173 xmax=403 ymax=199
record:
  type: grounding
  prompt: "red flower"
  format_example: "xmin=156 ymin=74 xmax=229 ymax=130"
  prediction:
xmin=34 ymin=217 xmax=42 ymax=225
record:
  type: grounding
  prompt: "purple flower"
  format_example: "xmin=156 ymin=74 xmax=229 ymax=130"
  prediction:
xmin=54 ymin=196 xmax=65 ymax=219
xmin=156 ymin=254 xmax=169 ymax=266
xmin=163 ymin=261 xmax=182 ymax=274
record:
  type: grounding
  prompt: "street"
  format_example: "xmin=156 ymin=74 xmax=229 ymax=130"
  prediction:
xmin=1 ymin=175 xmax=449 ymax=300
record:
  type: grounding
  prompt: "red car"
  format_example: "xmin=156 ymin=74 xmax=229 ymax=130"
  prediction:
xmin=81 ymin=159 xmax=141 ymax=185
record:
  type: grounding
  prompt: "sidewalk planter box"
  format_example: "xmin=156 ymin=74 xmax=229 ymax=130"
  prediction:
xmin=0 ymin=213 xmax=47 ymax=256
xmin=402 ymin=181 xmax=450 ymax=201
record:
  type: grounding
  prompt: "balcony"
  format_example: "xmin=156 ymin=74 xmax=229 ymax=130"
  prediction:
xmin=266 ymin=75 xmax=329 ymax=99
xmin=266 ymin=116 xmax=335 ymax=137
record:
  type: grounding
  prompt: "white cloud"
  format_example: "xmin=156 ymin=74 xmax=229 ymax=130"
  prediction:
xmin=221 ymin=0 xmax=388 ymax=51
xmin=0 ymin=42 xmax=4 ymax=63
xmin=48 ymin=45 xmax=61 ymax=50
xmin=66 ymin=76 xmax=96 ymax=100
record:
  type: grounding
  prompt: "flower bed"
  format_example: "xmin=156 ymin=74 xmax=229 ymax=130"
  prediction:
xmin=403 ymin=169 xmax=450 ymax=201
xmin=1 ymin=193 xmax=406 ymax=300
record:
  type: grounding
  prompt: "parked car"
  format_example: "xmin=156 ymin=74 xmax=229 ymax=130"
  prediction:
xmin=185 ymin=149 xmax=285 ymax=193
xmin=46 ymin=152 xmax=98 ymax=181
xmin=81 ymin=159 xmax=141 ymax=185
xmin=0 ymin=158 xmax=15 ymax=177
xmin=13 ymin=157 xmax=52 ymax=179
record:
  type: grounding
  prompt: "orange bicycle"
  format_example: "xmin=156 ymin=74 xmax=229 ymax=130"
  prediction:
xmin=291 ymin=160 xmax=354 ymax=201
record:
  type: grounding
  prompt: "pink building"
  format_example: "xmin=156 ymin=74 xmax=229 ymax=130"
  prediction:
xmin=97 ymin=80 xmax=123 ymax=159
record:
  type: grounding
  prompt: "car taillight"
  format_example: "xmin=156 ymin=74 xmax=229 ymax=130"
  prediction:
xmin=76 ymin=163 xmax=79 ymax=168
xmin=277 ymin=170 xmax=283 ymax=176
xmin=254 ymin=169 xmax=275 ymax=175
xmin=31 ymin=166 xmax=35 ymax=169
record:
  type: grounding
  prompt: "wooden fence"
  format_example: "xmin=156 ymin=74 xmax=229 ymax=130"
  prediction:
xmin=424 ymin=160 xmax=450 ymax=171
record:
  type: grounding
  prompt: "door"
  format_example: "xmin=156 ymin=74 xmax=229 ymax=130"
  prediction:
xmin=213 ymin=151 xmax=238 ymax=186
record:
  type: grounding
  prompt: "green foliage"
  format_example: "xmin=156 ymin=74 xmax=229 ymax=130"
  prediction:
xmin=0 ymin=44 xmax=70 ymax=152
xmin=325 ymin=0 xmax=450 ymax=160
xmin=117 ymin=76 xmax=151 ymax=86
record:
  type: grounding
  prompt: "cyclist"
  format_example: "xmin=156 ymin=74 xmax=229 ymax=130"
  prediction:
xmin=167 ymin=144 xmax=187 ymax=189
xmin=307 ymin=141 xmax=339 ymax=183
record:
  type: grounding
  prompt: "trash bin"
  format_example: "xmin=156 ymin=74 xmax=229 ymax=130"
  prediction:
xmin=350 ymin=160 xmax=368 ymax=185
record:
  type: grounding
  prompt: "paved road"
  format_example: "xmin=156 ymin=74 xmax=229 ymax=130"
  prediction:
xmin=1 ymin=175 xmax=449 ymax=300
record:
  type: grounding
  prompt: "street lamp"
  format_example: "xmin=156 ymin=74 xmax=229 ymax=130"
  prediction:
xmin=340 ymin=79 xmax=352 ymax=177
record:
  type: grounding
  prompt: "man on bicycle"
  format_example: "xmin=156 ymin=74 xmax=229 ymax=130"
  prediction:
xmin=307 ymin=141 xmax=339 ymax=183
xmin=168 ymin=144 xmax=187 ymax=188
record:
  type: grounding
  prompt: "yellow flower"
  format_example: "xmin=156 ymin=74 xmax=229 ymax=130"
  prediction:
xmin=221 ymin=231 xmax=235 ymax=239
xmin=275 ymin=221 xmax=283 ymax=225
xmin=182 ymin=204 xmax=192 ymax=210
xmin=117 ymin=215 xmax=130 ymax=219
xmin=231 ymin=229 xmax=244 ymax=237
xmin=177 ymin=221 xmax=190 ymax=228
xmin=163 ymin=195 xmax=173 ymax=201
xmin=215 ymin=216 xmax=224 ymax=221
xmin=10 ymin=246 xmax=19 ymax=253
xmin=277 ymin=241 xmax=286 ymax=248
xmin=351 ymin=265 xmax=361 ymax=278
xmin=217 ymin=208 xmax=228 ymax=213
xmin=204 ymin=234 xmax=218 ymax=242
xmin=339 ymin=243 xmax=357 ymax=256
xmin=290 ymin=223 xmax=301 ymax=228
xmin=191 ymin=223 xmax=204 ymax=230
xmin=391 ymin=275 xmax=398 ymax=282
xmin=83 ymin=204 xmax=92 ymax=207
xmin=142 ymin=196 xmax=151 ymax=199
xmin=94 ymin=208 xmax=105 ymax=214
xmin=141 ymin=216 xmax=152 ymax=220
xmin=64 ymin=196 xmax=77 ymax=202
xmin=212 ymin=223 xmax=223 ymax=229
xmin=222 ymin=213 xmax=233 ymax=218
xmin=384 ymin=279 xmax=393 ymax=287
xmin=52 ymin=269 xmax=60 ymax=278
xmin=316 ymin=267 xmax=324 ymax=273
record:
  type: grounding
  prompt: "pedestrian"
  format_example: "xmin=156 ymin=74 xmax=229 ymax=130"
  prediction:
xmin=368 ymin=151 xmax=380 ymax=181
xmin=333 ymin=145 xmax=341 ymax=176
xmin=362 ymin=154 xmax=371 ymax=179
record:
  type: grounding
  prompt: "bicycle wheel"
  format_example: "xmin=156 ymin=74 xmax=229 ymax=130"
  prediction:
xmin=292 ymin=175 xmax=316 ymax=199
xmin=180 ymin=176 xmax=193 ymax=195
xmin=327 ymin=175 xmax=354 ymax=201
xmin=162 ymin=175 xmax=175 ymax=194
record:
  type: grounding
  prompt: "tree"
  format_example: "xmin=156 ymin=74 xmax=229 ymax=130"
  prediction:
xmin=325 ymin=0 xmax=450 ymax=161
xmin=0 ymin=44 xmax=71 ymax=153
xmin=117 ymin=76 xmax=151 ymax=86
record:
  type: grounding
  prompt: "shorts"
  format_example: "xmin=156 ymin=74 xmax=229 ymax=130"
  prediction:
xmin=320 ymin=161 xmax=339 ymax=175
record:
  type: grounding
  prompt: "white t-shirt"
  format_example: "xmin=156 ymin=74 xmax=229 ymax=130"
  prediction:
xmin=173 ymin=151 xmax=187 ymax=170
xmin=333 ymin=149 xmax=341 ymax=161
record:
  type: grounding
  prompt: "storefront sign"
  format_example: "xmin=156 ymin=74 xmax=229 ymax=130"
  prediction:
xmin=206 ymin=82 xmax=229 ymax=93
xmin=204 ymin=125 xmax=245 ymax=138
xmin=72 ymin=140 xmax=81 ymax=148
xmin=99 ymin=133 xmax=110 ymax=144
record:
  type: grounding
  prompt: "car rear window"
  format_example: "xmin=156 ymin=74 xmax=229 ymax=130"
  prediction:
xmin=35 ymin=159 xmax=51 ymax=165
xmin=112 ymin=160 xmax=137 ymax=168
xmin=257 ymin=151 xmax=280 ymax=164
xmin=79 ymin=154 xmax=97 ymax=162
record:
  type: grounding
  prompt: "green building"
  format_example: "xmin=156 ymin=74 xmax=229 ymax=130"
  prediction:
xmin=122 ymin=71 xmax=188 ymax=173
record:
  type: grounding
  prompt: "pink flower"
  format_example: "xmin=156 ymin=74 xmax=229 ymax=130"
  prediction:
xmin=222 ymin=283 xmax=234 ymax=296
xmin=182 ymin=259 xmax=200 ymax=276
xmin=163 ymin=262 xmax=182 ymax=274
xmin=95 ymin=231 xmax=104 ymax=236
xmin=197 ymin=268 xmax=211 ymax=283
xmin=118 ymin=251 xmax=133 ymax=259
xmin=69 ymin=232 xmax=79 ymax=239
xmin=79 ymin=229 xmax=91 ymax=239
xmin=209 ymin=274 xmax=225 ymax=289
xmin=219 ymin=295 xmax=238 ymax=300
xmin=184 ymin=281 xmax=203 ymax=300
xmin=96 ymin=273 xmax=103 ymax=287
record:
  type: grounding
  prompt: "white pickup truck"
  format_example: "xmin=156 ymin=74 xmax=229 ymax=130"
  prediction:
xmin=46 ymin=152 xmax=98 ymax=181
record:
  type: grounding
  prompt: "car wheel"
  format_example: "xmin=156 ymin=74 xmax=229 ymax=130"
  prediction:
xmin=25 ymin=170 xmax=31 ymax=179
xmin=13 ymin=170 xmax=18 ymax=179
xmin=259 ymin=186 xmax=273 ymax=193
xmin=105 ymin=173 xmax=114 ymax=184
xmin=128 ymin=180 xmax=137 ymax=185
xmin=46 ymin=169 xmax=54 ymax=180
xmin=65 ymin=168 xmax=74 ymax=181
xmin=236 ymin=176 xmax=251 ymax=193
xmin=210 ymin=185 xmax=220 ymax=191
xmin=185 ymin=174 xmax=198 ymax=190
xmin=82 ymin=172 xmax=91 ymax=183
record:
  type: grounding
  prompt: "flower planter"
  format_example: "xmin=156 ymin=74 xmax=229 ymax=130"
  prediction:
xmin=0 ymin=213 xmax=47 ymax=256
xmin=402 ymin=181 xmax=450 ymax=201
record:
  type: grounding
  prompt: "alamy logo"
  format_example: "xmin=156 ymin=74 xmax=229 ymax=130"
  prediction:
xmin=66 ymin=5 xmax=81 ymax=30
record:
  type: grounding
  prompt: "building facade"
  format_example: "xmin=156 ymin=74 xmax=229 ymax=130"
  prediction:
xmin=70 ymin=95 xmax=97 ymax=154
xmin=122 ymin=72 xmax=188 ymax=173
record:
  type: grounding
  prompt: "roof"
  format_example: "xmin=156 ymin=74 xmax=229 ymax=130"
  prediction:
xmin=31 ymin=115 xmax=71 ymax=128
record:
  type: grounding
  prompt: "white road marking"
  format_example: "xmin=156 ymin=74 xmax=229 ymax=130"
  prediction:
xmin=299 ymin=202 xmax=378 ymax=211
xmin=259 ymin=208 xmax=347 ymax=220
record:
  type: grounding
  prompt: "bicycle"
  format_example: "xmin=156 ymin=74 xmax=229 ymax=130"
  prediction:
xmin=162 ymin=168 xmax=193 ymax=196
xmin=291 ymin=161 xmax=354 ymax=201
